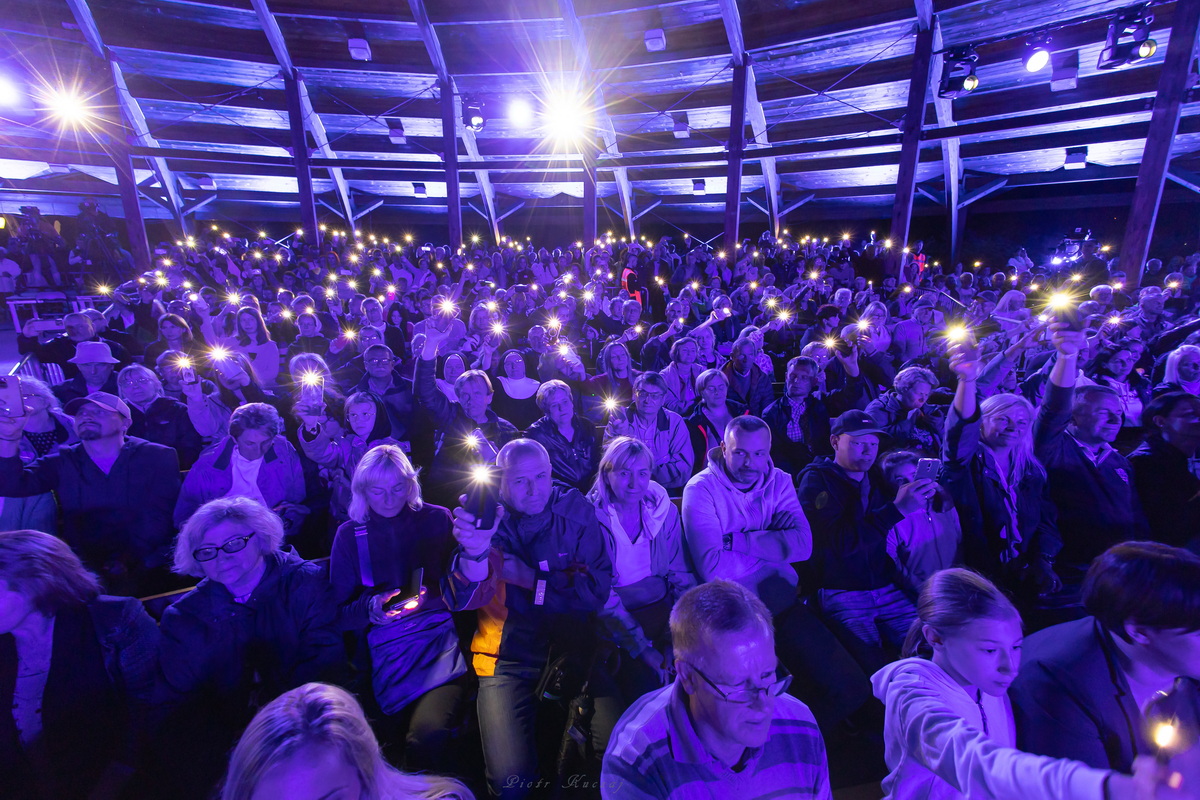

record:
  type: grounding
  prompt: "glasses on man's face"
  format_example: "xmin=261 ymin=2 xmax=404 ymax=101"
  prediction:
xmin=637 ymin=390 xmax=665 ymax=401
xmin=686 ymin=661 xmax=792 ymax=705
xmin=193 ymin=534 xmax=254 ymax=563
xmin=366 ymin=357 xmax=393 ymax=366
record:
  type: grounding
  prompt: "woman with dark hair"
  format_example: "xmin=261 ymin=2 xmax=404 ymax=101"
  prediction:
xmin=0 ymin=529 xmax=159 ymax=800
xmin=580 ymin=340 xmax=637 ymax=423
xmin=491 ymin=348 xmax=542 ymax=430
xmin=157 ymin=497 xmax=343 ymax=799
xmin=1086 ymin=342 xmax=1151 ymax=429
xmin=1128 ymin=391 xmax=1200 ymax=550
xmin=144 ymin=311 xmax=202 ymax=369
xmin=328 ymin=445 xmax=494 ymax=774
xmin=297 ymin=391 xmax=399 ymax=522
xmin=223 ymin=306 xmax=281 ymax=388
xmin=684 ymin=368 xmax=747 ymax=475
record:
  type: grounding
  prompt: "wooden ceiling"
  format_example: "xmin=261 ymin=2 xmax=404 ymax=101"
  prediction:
xmin=1 ymin=0 xmax=1198 ymax=230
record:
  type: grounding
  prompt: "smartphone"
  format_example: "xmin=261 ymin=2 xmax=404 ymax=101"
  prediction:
xmin=30 ymin=318 xmax=64 ymax=333
xmin=464 ymin=466 xmax=498 ymax=530
xmin=1057 ymin=303 xmax=1085 ymax=332
xmin=180 ymin=365 xmax=198 ymax=385
xmin=0 ymin=376 xmax=23 ymax=418
xmin=299 ymin=375 xmax=325 ymax=406
xmin=469 ymin=428 xmax=500 ymax=463
xmin=383 ymin=568 xmax=425 ymax=615
xmin=915 ymin=458 xmax=941 ymax=482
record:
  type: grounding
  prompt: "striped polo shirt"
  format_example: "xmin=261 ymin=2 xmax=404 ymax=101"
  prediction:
xmin=601 ymin=681 xmax=832 ymax=799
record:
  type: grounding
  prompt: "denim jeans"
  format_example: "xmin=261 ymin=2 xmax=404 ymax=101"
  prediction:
xmin=818 ymin=584 xmax=919 ymax=649
xmin=477 ymin=660 xmax=621 ymax=799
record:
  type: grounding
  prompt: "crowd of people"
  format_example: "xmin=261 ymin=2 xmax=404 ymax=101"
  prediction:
xmin=1 ymin=220 xmax=1199 ymax=800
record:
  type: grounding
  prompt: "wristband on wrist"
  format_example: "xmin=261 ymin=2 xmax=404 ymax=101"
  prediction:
xmin=460 ymin=548 xmax=489 ymax=563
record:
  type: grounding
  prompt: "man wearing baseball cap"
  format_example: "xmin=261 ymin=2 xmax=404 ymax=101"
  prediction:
xmin=797 ymin=410 xmax=937 ymax=650
xmin=52 ymin=340 xmax=121 ymax=405
xmin=0 ymin=390 xmax=181 ymax=596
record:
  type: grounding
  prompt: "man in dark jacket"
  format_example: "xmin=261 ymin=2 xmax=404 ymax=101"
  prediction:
xmin=797 ymin=410 xmax=933 ymax=650
xmin=18 ymin=311 xmax=132 ymax=379
xmin=763 ymin=351 xmax=863 ymax=476
xmin=1011 ymin=542 xmax=1200 ymax=773
xmin=354 ymin=343 xmax=416 ymax=447
xmin=415 ymin=327 xmax=518 ymax=506
xmin=454 ymin=438 xmax=614 ymax=800
xmin=51 ymin=340 xmax=122 ymax=405
xmin=0 ymin=391 xmax=181 ymax=595
xmin=1127 ymin=391 xmax=1200 ymax=552
xmin=1034 ymin=324 xmax=1150 ymax=600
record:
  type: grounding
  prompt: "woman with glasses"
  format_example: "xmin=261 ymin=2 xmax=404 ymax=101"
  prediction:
xmin=329 ymin=445 xmax=494 ymax=774
xmin=117 ymin=363 xmax=208 ymax=468
xmin=157 ymin=496 xmax=343 ymax=800
xmin=0 ymin=529 xmax=160 ymax=800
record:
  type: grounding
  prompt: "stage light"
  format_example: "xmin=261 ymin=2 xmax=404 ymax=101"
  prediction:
xmin=44 ymin=87 xmax=92 ymax=126
xmin=1023 ymin=38 xmax=1052 ymax=72
xmin=938 ymin=47 xmax=979 ymax=99
xmin=543 ymin=89 xmax=590 ymax=145
xmin=508 ymin=97 xmax=535 ymax=128
xmin=463 ymin=101 xmax=485 ymax=132
xmin=1099 ymin=5 xmax=1157 ymax=70
xmin=0 ymin=75 xmax=20 ymax=107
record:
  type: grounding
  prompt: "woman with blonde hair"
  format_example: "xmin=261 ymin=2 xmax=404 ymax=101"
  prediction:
xmin=588 ymin=436 xmax=696 ymax=694
xmin=1158 ymin=343 xmax=1200 ymax=395
xmin=328 ymin=445 xmax=495 ymax=773
xmin=222 ymin=682 xmax=471 ymax=800
xmin=872 ymin=568 xmax=1159 ymax=800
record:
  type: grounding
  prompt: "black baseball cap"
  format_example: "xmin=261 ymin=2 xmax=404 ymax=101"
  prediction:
xmin=831 ymin=410 xmax=887 ymax=437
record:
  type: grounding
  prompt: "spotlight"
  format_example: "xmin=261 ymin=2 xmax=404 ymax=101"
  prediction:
xmin=1098 ymin=5 xmax=1157 ymax=70
xmin=0 ymin=75 xmax=21 ymax=108
xmin=44 ymin=87 xmax=92 ymax=126
xmin=463 ymin=101 xmax=485 ymax=132
xmin=508 ymin=97 xmax=535 ymax=128
xmin=542 ymin=89 xmax=590 ymax=145
xmin=1023 ymin=38 xmax=1052 ymax=72
xmin=938 ymin=47 xmax=979 ymax=99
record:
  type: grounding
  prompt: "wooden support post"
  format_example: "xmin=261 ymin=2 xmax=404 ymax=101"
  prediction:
xmin=582 ymin=138 xmax=598 ymax=248
xmin=1120 ymin=0 xmax=1200 ymax=288
xmin=284 ymin=71 xmax=319 ymax=246
xmin=888 ymin=25 xmax=934 ymax=277
xmin=441 ymin=81 xmax=462 ymax=250
xmin=112 ymin=144 xmax=151 ymax=273
xmin=724 ymin=61 xmax=748 ymax=257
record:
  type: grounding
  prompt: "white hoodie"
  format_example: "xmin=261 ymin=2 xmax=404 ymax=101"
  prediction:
xmin=871 ymin=657 xmax=1112 ymax=800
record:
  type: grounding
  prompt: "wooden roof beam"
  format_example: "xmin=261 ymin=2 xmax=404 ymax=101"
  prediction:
xmin=718 ymin=0 xmax=780 ymax=237
xmin=251 ymin=0 xmax=354 ymax=225
xmin=407 ymin=0 xmax=499 ymax=242
xmin=63 ymin=0 xmax=186 ymax=234
xmin=559 ymin=0 xmax=635 ymax=238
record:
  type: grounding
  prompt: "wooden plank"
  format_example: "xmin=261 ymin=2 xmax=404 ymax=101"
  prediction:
xmin=283 ymin=72 xmax=319 ymax=241
xmin=441 ymin=81 xmax=462 ymax=247
xmin=888 ymin=24 xmax=934 ymax=276
xmin=1120 ymin=0 xmax=1200 ymax=288
xmin=724 ymin=61 xmax=747 ymax=255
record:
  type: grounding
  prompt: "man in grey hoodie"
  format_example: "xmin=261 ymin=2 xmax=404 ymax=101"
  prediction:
xmin=682 ymin=414 xmax=872 ymax=731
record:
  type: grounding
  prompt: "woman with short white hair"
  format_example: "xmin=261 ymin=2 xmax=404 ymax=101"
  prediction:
xmin=117 ymin=363 xmax=207 ymax=467
xmin=157 ymin=496 xmax=343 ymax=798
xmin=329 ymin=444 xmax=495 ymax=774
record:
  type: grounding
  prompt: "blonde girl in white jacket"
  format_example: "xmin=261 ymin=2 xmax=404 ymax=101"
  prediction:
xmin=872 ymin=568 xmax=1166 ymax=800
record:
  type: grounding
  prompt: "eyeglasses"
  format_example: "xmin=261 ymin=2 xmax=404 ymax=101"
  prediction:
xmin=119 ymin=376 xmax=156 ymax=386
xmin=366 ymin=357 xmax=394 ymax=365
xmin=193 ymin=534 xmax=254 ymax=563
xmin=685 ymin=661 xmax=792 ymax=705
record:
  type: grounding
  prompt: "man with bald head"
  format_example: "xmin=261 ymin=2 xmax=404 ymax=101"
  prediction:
xmin=454 ymin=438 xmax=616 ymax=799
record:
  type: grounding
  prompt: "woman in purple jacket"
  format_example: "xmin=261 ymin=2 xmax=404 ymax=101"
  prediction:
xmin=329 ymin=444 xmax=496 ymax=774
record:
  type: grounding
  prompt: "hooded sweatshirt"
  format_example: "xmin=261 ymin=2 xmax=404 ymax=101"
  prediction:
xmin=682 ymin=447 xmax=812 ymax=615
xmin=591 ymin=480 xmax=697 ymax=656
xmin=871 ymin=657 xmax=1111 ymax=800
